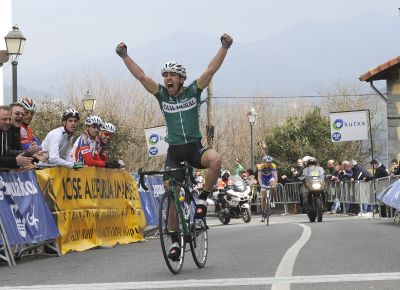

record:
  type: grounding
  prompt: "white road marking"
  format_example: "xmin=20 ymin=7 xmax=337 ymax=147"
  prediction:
xmin=1 ymin=272 xmax=400 ymax=289
xmin=272 ymin=223 xmax=311 ymax=290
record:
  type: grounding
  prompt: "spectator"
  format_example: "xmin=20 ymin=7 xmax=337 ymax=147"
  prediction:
xmin=351 ymin=159 xmax=373 ymax=215
xmin=17 ymin=97 xmax=41 ymax=151
xmin=328 ymin=162 xmax=343 ymax=213
xmin=97 ymin=122 xmax=116 ymax=162
xmin=370 ymin=159 xmax=389 ymax=179
xmin=246 ymin=168 xmax=258 ymax=213
xmin=235 ymin=158 xmax=245 ymax=175
xmin=0 ymin=105 xmax=33 ymax=168
xmin=351 ymin=159 xmax=372 ymax=181
xmin=8 ymin=103 xmax=46 ymax=164
xmin=257 ymin=141 xmax=267 ymax=159
xmin=282 ymin=159 xmax=304 ymax=183
xmin=390 ymin=159 xmax=399 ymax=176
xmin=339 ymin=160 xmax=353 ymax=214
xmin=41 ymin=109 xmax=81 ymax=168
xmin=370 ymin=159 xmax=390 ymax=217
xmin=72 ymin=116 xmax=122 ymax=169
xmin=326 ymin=159 xmax=335 ymax=176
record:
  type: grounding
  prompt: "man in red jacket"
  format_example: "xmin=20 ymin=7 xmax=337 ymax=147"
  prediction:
xmin=72 ymin=116 xmax=121 ymax=168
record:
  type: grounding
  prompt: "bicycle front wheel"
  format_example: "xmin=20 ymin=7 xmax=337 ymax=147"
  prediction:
xmin=159 ymin=192 xmax=185 ymax=274
xmin=266 ymin=196 xmax=271 ymax=226
xmin=189 ymin=216 xmax=208 ymax=268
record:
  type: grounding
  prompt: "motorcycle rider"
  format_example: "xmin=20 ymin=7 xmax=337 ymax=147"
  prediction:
xmin=217 ymin=170 xmax=232 ymax=190
xmin=301 ymin=156 xmax=326 ymax=210
xmin=257 ymin=155 xmax=278 ymax=222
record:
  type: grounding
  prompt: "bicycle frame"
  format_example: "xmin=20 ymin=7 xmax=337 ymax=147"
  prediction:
xmin=168 ymin=180 xmax=192 ymax=240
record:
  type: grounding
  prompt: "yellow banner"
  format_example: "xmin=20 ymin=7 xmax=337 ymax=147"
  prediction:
xmin=35 ymin=167 xmax=146 ymax=254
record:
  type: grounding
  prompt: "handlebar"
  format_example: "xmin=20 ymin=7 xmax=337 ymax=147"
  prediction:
xmin=138 ymin=162 xmax=197 ymax=191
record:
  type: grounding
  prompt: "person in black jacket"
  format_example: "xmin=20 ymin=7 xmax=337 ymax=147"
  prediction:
xmin=370 ymin=159 xmax=390 ymax=217
xmin=370 ymin=159 xmax=389 ymax=179
xmin=0 ymin=105 xmax=33 ymax=168
xmin=351 ymin=160 xmax=373 ymax=214
xmin=8 ymin=103 xmax=47 ymax=166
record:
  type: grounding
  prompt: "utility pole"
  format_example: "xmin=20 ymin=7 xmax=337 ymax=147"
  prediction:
xmin=206 ymin=80 xmax=214 ymax=148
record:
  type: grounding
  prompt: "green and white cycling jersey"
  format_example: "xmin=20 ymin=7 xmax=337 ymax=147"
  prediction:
xmin=154 ymin=80 xmax=203 ymax=145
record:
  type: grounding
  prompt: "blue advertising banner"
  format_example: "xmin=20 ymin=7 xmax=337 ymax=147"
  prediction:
xmin=0 ymin=170 xmax=59 ymax=246
xmin=133 ymin=174 xmax=164 ymax=228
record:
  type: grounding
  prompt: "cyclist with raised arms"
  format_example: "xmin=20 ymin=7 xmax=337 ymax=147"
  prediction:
xmin=257 ymin=155 xmax=278 ymax=222
xmin=116 ymin=33 xmax=233 ymax=260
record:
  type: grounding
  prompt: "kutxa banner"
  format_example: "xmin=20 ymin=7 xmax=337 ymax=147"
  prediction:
xmin=330 ymin=110 xmax=369 ymax=142
xmin=0 ymin=170 xmax=59 ymax=246
xmin=35 ymin=167 xmax=146 ymax=254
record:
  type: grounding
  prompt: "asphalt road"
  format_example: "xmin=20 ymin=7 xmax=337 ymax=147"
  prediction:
xmin=1 ymin=213 xmax=400 ymax=289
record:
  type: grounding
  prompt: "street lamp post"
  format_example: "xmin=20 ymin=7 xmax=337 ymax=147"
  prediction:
xmin=247 ymin=107 xmax=258 ymax=170
xmin=4 ymin=25 xmax=26 ymax=103
xmin=82 ymin=90 xmax=96 ymax=115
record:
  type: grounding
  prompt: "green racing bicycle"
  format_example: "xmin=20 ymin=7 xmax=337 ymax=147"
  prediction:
xmin=138 ymin=163 xmax=208 ymax=274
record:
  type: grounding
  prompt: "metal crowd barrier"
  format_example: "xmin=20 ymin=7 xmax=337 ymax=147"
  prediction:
xmin=248 ymin=176 xmax=400 ymax=217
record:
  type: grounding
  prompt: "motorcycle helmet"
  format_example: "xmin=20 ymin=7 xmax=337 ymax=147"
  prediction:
xmin=221 ymin=170 xmax=231 ymax=181
xmin=161 ymin=61 xmax=187 ymax=79
xmin=302 ymin=156 xmax=311 ymax=166
xmin=307 ymin=157 xmax=317 ymax=166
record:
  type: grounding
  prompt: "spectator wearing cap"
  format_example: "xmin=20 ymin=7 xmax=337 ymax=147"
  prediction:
xmin=235 ymin=158 xmax=245 ymax=175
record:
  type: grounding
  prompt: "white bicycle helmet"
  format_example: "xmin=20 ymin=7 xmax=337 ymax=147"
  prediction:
xmin=262 ymin=155 xmax=273 ymax=163
xmin=161 ymin=61 xmax=187 ymax=79
xmin=85 ymin=115 xmax=103 ymax=126
xmin=100 ymin=122 xmax=116 ymax=133
xmin=18 ymin=97 xmax=36 ymax=111
xmin=62 ymin=109 xmax=80 ymax=121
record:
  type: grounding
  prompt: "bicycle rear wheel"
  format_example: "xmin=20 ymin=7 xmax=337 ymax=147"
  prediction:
xmin=189 ymin=215 xmax=208 ymax=268
xmin=159 ymin=192 xmax=185 ymax=274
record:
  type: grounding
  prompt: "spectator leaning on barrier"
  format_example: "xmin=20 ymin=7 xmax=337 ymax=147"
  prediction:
xmin=41 ymin=109 xmax=82 ymax=169
xmin=97 ymin=122 xmax=116 ymax=162
xmin=18 ymin=97 xmax=41 ymax=151
xmin=0 ymin=105 xmax=33 ymax=168
xmin=351 ymin=159 xmax=373 ymax=215
xmin=390 ymin=159 xmax=399 ymax=176
xmin=370 ymin=159 xmax=389 ymax=179
xmin=326 ymin=159 xmax=335 ymax=176
xmin=72 ymin=116 xmax=122 ymax=169
xmin=351 ymin=160 xmax=372 ymax=181
xmin=8 ymin=103 xmax=47 ymax=165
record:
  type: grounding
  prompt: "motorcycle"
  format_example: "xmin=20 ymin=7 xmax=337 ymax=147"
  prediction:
xmin=212 ymin=175 xmax=252 ymax=224
xmin=302 ymin=168 xmax=326 ymax=222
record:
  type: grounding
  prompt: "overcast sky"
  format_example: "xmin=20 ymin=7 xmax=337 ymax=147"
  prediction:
xmin=6 ymin=0 xmax=400 ymax=100
xmin=13 ymin=0 xmax=399 ymax=47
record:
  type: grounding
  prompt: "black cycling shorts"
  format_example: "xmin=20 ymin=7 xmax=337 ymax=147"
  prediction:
xmin=164 ymin=141 xmax=209 ymax=182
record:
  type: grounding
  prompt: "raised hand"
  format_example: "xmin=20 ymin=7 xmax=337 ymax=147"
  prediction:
xmin=115 ymin=42 xmax=128 ymax=57
xmin=220 ymin=34 xmax=233 ymax=49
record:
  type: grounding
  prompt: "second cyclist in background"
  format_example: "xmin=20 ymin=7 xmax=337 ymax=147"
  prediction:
xmin=257 ymin=155 xmax=278 ymax=222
